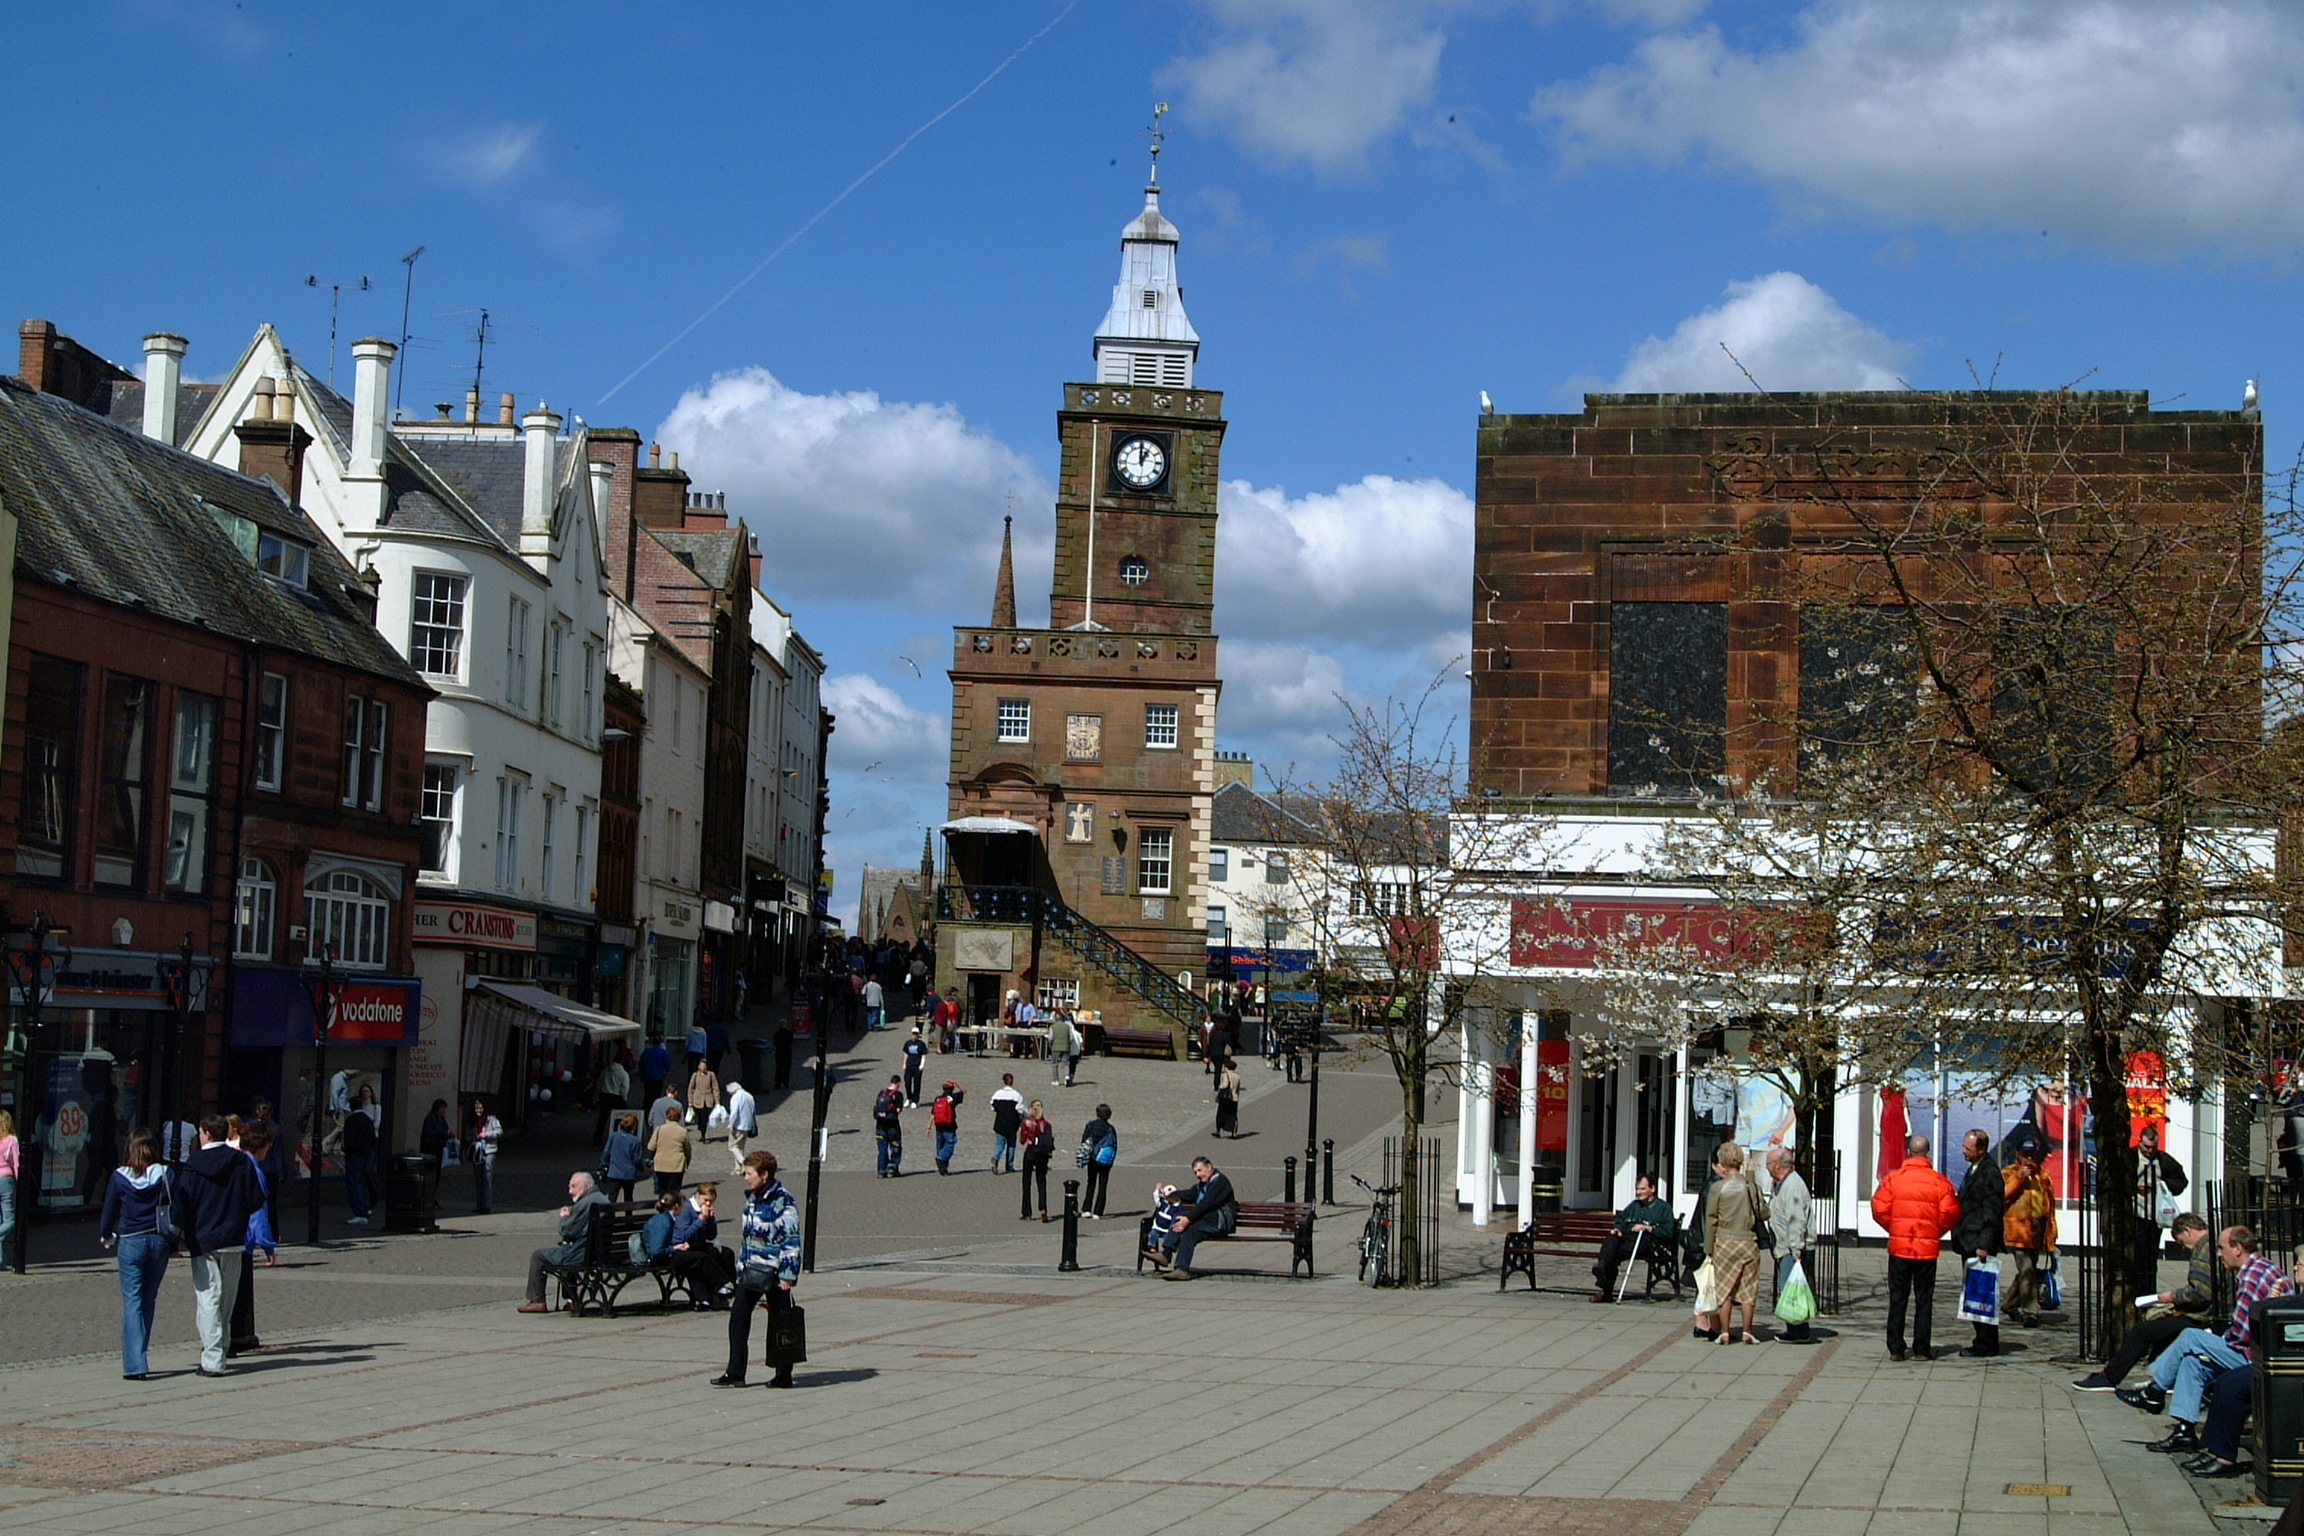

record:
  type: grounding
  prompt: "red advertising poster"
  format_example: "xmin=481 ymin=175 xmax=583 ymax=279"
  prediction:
xmin=789 ymin=1003 xmax=813 ymax=1042
xmin=1535 ymin=1038 xmax=1570 ymax=1152
xmin=2125 ymin=1051 xmax=2167 ymax=1147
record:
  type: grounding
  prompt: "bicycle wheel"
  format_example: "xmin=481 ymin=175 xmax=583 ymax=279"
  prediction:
xmin=1358 ymin=1216 xmax=1378 ymax=1282
xmin=1369 ymin=1214 xmax=1392 ymax=1287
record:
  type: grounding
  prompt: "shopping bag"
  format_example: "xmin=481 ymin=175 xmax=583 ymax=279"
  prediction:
xmin=1959 ymin=1255 xmax=2002 ymax=1324
xmin=2041 ymin=1251 xmax=2062 ymax=1310
xmin=767 ymin=1303 xmax=808 ymax=1367
xmin=1775 ymin=1259 xmax=1816 ymax=1326
xmin=1692 ymin=1259 xmax=1718 ymax=1315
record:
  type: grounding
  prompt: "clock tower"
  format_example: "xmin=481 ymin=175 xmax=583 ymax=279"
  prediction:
xmin=941 ymin=153 xmax=1225 ymax=1050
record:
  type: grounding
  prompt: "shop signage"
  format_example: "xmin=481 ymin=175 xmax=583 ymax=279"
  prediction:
xmin=413 ymin=900 xmax=537 ymax=952
xmin=655 ymin=890 xmax=701 ymax=939
xmin=1509 ymin=898 xmax=1755 ymax=970
xmin=47 ymin=948 xmax=174 ymax=1011
xmin=704 ymin=901 xmax=736 ymax=934
xmin=229 ymin=969 xmax=422 ymax=1048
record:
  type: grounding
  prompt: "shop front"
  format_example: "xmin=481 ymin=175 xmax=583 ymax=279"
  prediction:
xmin=228 ymin=968 xmax=422 ymax=1169
xmin=642 ymin=888 xmax=701 ymax=1042
xmin=702 ymin=900 xmax=737 ymax=1022
xmin=410 ymin=896 xmax=538 ymax=1138
xmin=459 ymin=980 xmax=644 ymax=1124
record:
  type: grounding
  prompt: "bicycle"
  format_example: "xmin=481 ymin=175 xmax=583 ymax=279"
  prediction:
xmin=1352 ymin=1174 xmax=1398 ymax=1286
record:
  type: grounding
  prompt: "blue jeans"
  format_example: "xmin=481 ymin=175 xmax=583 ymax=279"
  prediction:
xmin=2150 ymin=1326 xmax=2246 ymax=1422
xmin=990 ymin=1132 xmax=1015 ymax=1171
xmin=935 ymin=1128 xmax=957 ymax=1167
xmin=877 ymin=1129 xmax=901 ymax=1175
xmin=0 ymin=1173 xmax=16 ymax=1260
xmin=345 ymin=1154 xmax=373 ymax=1219
xmin=117 ymin=1232 xmax=169 ymax=1376
xmin=866 ymin=1008 xmax=884 ymax=1031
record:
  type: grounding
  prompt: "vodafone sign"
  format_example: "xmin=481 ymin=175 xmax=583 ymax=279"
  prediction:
xmin=413 ymin=900 xmax=538 ymax=952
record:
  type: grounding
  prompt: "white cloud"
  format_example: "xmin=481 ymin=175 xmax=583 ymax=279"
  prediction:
xmin=656 ymin=367 xmax=1049 ymax=608
xmin=1216 ymin=473 xmax=1471 ymax=649
xmin=1224 ymin=640 xmax=1354 ymax=731
xmin=1612 ymin=272 xmax=1911 ymax=392
xmin=1165 ymin=1 xmax=1448 ymax=174
xmin=822 ymin=673 xmax=945 ymax=786
xmin=448 ymin=123 xmax=541 ymax=187
xmin=1538 ymin=0 xmax=2304 ymax=258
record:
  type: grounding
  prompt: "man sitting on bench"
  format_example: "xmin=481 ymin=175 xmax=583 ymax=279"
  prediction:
xmin=518 ymin=1172 xmax=608 ymax=1314
xmin=1162 ymin=1156 xmax=1237 ymax=1282
xmin=1592 ymin=1172 xmax=1676 ymax=1302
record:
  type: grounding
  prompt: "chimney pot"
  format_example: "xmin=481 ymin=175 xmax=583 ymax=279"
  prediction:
xmin=250 ymin=376 xmax=278 ymax=422
xmin=435 ymin=401 xmax=452 ymax=420
xmin=141 ymin=332 xmax=188 ymax=443
xmin=668 ymin=450 xmax=680 ymax=472
xmin=648 ymin=441 xmax=661 ymax=467
xmin=498 ymin=391 xmax=515 ymax=425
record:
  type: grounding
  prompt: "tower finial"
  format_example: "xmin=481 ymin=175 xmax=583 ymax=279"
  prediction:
xmin=991 ymin=513 xmax=1017 ymax=629
xmin=1146 ymin=100 xmax=1168 ymax=188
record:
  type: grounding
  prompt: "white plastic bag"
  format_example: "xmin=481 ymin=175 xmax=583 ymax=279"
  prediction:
xmin=1692 ymin=1258 xmax=1718 ymax=1315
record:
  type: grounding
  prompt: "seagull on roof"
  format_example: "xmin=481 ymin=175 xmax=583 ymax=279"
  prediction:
xmin=1479 ymin=390 xmax=1494 ymax=416
xmin=2244 ymin=378 xmax=2259 ymax=410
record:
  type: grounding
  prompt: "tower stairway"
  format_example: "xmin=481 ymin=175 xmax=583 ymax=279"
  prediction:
xmin=937 ymin=884 xmax=1200 ymax=1036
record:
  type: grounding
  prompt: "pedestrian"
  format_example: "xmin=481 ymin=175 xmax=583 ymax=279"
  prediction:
xmin=931 ymin=1081 xmax=964 ymax=1174
xmin=1765 ymin=1150 xmax=1814 ymax=1342
xmin=246 ymin=1096 xmax=285 ymax=1228
xmin=2129 ymin=1225 xmax=2293 ymax=1454
xmin=2135 ymin=1123 xmax=2188 ymax=1275
xmin=419 ymin=1098 xmax=454 ymax=1212
xmin=1059 ymin=1010 xmax=1084 ymax=1084
xmin=1871 ymin=1133 xmax=1960 ymax=1362
xmin=2002 ymin=1142 xmax=2056 ymax=1327
xmin=1702 ymin=1143 xmax=1763 ymax=1345
xmin=772 ymin=1021 xmax=794 ymax=1090
xmin=1047 ymin=1013 xmax=1075 ymax=1086
xmin=1019 ymin=1100 xmax=1054 ymax=1221
xmin=341 ymin=1086 xmax=378 ymax=1227
xmin=592 ymin=1051 xmax=631 ymax=1146
xmin=0 ymin=1109 xmax=17 ymax=1269
xmin=99 ymin=1127 xmax=171 ymax=1381
xmin=903 ymin=1027 xmax=928 ymax=1106
xmin=706 ymin=1020 xmax=733 ymax=1078
xmin=600 ymin=1113 xmax=648 ymax=1203
xmin=648 ymin=1110 xmax=693 ymax=1198
xmin=864 ymin=976 xmax=886 ymax=1031
xmin=172 ymin=1114 xmax=264 ymax=1376
xmin=686 ymin=1059 xmax=721 ymax=1134
xmin=1214 ymin=1055 xmax=1242 ymax=1138
xmin=714 ymin=1149 xmax=802 ymax=1389
xmin=989 ymin=1074 xmax=1024 ymax=1173
xmin=933 ymin=989 xmax=959 ymax=1052
xmin=873 ymin=1075 xmax=905 ymax=1177
xmin=229 ymin=1121 xmax=277 ymax=1357
xmin=639 ymin=1038 xmax=671 ymax=1107
xmin=2072 ymin=1213 xmax=2214 ymax=1392
xmin=686 ymin=1019 xmax=709 ymax=1070
xmin=725 ymin=1080 xmax=758 ymax=1171
xmin=1953 ymin=1127 xmax=2006 ymax=1357
xmin=665 ymin=1182 xmax=736 ymax=1306
xmin=1591 ymin=1172 xmax=1676 ymax=1303
xmin=1159 ymin=1155 xmax=1238 ymax=1281
xmin=470 ymin=1098 xmax=502 ymax=1214
xmin=648 ymin=1083 xmax=683 ymax=1132
xmin=516 ymin=1173 xmax=610 ymax=1314
xmin=733 ymin=969 xmax=750 ymax=1021
xmin=1079 ymin=1104 xmax=1118 ymax=1218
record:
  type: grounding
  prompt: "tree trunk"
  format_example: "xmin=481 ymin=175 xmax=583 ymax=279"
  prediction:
xmin=1397 ymin=1072 xmax=1423 ymax=1287
xmin=2082 ymin=1024 xmax=2143 ymax=1361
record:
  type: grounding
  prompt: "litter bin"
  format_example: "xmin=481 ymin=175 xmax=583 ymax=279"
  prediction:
xmin=2255 ymin=1294 xmax=2304 ymax=1504
xmin=384 ymin=1154 xmax=435 ymax=1234
xmin=739 ymin=1038 xmax=772 ymax=1091
xmin=1530 ymin=1167 xmax=1565 ymax=1215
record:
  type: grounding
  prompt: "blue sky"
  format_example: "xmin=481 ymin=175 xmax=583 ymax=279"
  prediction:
xmin=13 ymin=1 xmax=2302 ymax=912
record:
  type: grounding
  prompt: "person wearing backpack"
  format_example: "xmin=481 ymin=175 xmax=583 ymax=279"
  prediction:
xmin=873 ymin=1076 xmax=905 ymax=1178
xmin=1018 ymin=1101 xmax=1055 ymax=1220
xmin=931 ymin=1082 xmax=964 ymax=1174
xmin=1079 ymin=1105 xmax=1118 ymax=1218
xmin=100 ymin=1127 xmax=172 ymax=1380
xmin=173 ymin=1114 xmax=265 ymax=1375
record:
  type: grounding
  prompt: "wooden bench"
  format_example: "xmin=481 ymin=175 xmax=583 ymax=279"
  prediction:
xmin=542 ymin=1201 xmax=707 ymax=1317
xmin=1095 ymin=1025 xmax=1177 ymax=1059
xmin=1499 ymin=1210 xmax=1682 ymax=1297
xmin=1139 ymin=1200 xmax=1316 ymax=1277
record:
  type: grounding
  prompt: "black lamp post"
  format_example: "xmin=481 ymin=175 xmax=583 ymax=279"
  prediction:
xmin=801 ymin=987 xmax=832 ymax=1272
xmin=301 ymin=943 xmax=345 ymax=1247
xmin=0 ymin=911 xmax=70 ymax=1275
xmin=154 ymin=932 xmax=213 ymax=1161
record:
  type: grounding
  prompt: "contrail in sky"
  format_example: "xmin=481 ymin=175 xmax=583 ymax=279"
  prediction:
xmin=597 ymin=0 xmax=1082 ymax=407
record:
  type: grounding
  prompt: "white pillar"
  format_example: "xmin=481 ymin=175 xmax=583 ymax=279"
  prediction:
xmin=1672 ymin=1043 xmax=1692 ymax=1220
xmin=1471 ymin=1051 xmax=1494 ymax=1228
xmin=1515 ymin=1012 xmax=1537 ymax=1224
xmin=521 ymin=404 xmax=562 ymax=552
xmin=141 ymin=332 xmax=186 ymax=442
xmin=348 ymin=336 xmax=395 ymax=479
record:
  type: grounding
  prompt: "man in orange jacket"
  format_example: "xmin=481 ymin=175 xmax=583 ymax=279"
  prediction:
xmin=1871 ymin=1133 xmax=1961 ymax=1361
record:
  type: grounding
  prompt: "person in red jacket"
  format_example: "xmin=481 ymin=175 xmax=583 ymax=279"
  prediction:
xmin=1871 ymin=1133 xmax=1961 ymax=1361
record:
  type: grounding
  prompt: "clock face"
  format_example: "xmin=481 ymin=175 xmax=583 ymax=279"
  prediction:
xmin=1113 ymin=435 xmax=1167 ymax=490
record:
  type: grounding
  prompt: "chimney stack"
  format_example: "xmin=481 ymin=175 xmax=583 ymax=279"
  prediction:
xmin=498 ymin=391 xmax=515 ymax=426
xmin=141 ymin=332 xmax=187 ymax=443
xmin=348 ymin=337 xmax=394 ymax=478
xmin=17 ymin=319 xmax=58 ymax=393
xmin=648 ymin=441 xmax=661 ymax=467
xmin=521 ymin=402 xmax=562 ymax=545
xmin=588 ymin=459 xmax=615 ymax=529
xmin=235 ymin=374 xmax=312 ymax=502
xmin=748 ymin=534 xmax=762 ymax=592
xmin=464 ymin=387 xmax=480 ymax=423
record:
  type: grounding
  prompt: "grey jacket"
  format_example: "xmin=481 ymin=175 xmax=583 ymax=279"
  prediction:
xmin=545 ymin=1187 xmax=610 ymax=1266
xmin=1769 ymin=1170 xmax=1815 ymax=1253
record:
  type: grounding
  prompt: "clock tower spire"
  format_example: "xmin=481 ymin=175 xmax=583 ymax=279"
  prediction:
xmin=1094 ymin=102 xmax=1198 ymax=390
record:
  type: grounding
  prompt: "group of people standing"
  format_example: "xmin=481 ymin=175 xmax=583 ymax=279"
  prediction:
xmin=98 ymin=1112 xmax=272 ymax=1379
xmin=869 ymin=1067 xmax=1120 ymax=1218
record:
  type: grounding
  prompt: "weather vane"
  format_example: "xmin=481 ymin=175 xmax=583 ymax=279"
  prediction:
xmin=1146 ymin=101 xmax=1169 ymax=185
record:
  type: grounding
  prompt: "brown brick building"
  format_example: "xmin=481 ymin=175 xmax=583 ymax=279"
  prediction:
xmin=940 ymin=175 xmax=1223 ymax=1043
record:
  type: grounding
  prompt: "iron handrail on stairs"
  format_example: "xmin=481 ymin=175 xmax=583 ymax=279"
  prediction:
xmin=937 ymin=883 xmax=1201 ymax=1030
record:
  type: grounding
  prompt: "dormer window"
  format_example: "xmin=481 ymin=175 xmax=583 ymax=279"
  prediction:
xmin=257 ymin=531 xmax=309 ymax=588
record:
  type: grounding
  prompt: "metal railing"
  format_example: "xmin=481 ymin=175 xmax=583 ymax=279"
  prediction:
xmin=937 ymin=884 xmax=1202 ymax=1029
xmin=1380 ymin=1135 xmax=1443 ymax=1287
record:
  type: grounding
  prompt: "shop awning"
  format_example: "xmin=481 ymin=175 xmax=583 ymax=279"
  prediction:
xmin=460 ymin=982 xmax=644 ymax=1095
xmin=940 ymin=816 xmax=1038 ymax=835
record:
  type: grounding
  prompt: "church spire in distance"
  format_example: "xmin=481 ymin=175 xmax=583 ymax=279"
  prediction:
xmin=991 ymin=513 xmax=1016 ymax=628
xmin=1094 ymin=102 xmax=1198 ymax=389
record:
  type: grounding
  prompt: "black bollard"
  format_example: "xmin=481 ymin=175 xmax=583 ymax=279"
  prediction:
xmin=1285 ymin=1156 xmax=1298 ymax=1204
xmin=1059 ymin=1180 xmax=1081 ymax=1272
xmin=1322 ymin=1138 xmax=1335 ymax=1205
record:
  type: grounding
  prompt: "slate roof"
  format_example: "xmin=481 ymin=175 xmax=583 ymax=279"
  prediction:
xmin=652 ymin=528 xmax=745 ymax=589
xmin=0 ymin=376 xmax=428 ymax=688
xmin=1212 ymin=780 xmax=1322 ymax=845
xmin=415 ymin=435 xmax=565 ymax=549
xmin=103 ymin=381 xmax=225 ymax=449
